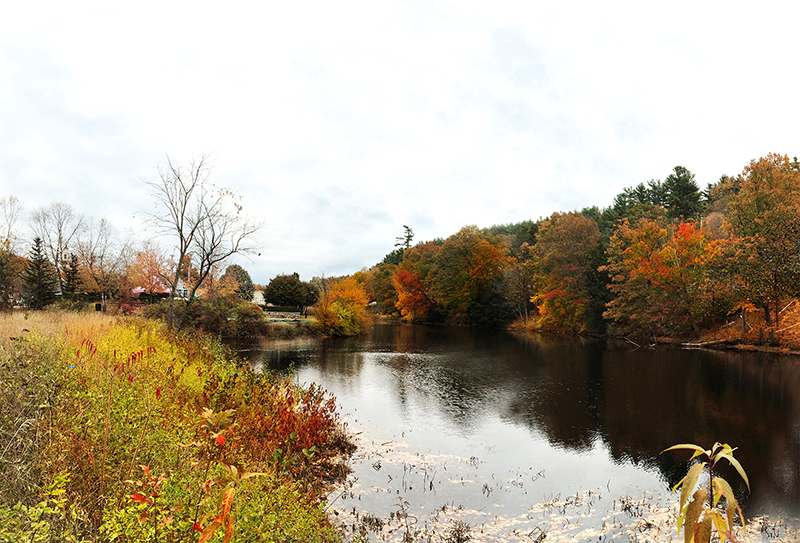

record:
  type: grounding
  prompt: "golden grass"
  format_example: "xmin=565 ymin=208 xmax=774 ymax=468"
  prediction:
xmin=0 ymin=310 xmax=117 ymax=349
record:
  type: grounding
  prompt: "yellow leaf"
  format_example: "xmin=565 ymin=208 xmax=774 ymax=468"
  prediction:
xmin=680 ymin=463 xmax=705 ymax=514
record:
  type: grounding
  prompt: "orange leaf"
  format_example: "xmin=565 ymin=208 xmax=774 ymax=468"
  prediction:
xmin=220 ymin=487 xmax=235 ymax=519
xmin=198 ymin=520 xmax=222 ymax=543
xmin=223 ymin=515 xmax=235 ymax=543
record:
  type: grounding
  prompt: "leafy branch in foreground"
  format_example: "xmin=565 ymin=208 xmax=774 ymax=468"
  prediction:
xmin=662 ymin=442 xmax=750 ymax=543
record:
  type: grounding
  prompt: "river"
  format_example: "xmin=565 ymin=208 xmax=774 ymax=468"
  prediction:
xmin=238 ymin=324 xmax=800 ymax=541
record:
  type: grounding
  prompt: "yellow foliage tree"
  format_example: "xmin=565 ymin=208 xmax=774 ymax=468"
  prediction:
xmin=315 ymin=276 xmax=369 ymax=336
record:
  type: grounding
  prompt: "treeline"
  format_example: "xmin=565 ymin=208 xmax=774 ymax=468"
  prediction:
xmin=356 ymin=153 xmax=800 ymax=340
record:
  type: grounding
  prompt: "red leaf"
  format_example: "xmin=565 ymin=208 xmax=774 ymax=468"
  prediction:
xmin=216 ymin=434 xmax=225 ymax=446
xmin=130 ymin=493 xmax=152 ymax=504
xmin=155 ymin=386 xmax=162 ymax=401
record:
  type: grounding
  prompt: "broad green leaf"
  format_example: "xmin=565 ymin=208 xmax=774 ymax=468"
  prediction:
xmin=683 ymin=488 xmax=707 ymax=543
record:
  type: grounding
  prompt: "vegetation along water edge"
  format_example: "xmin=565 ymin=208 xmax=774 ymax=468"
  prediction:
xmin=0 ymin=310 xmax=353 ymax=542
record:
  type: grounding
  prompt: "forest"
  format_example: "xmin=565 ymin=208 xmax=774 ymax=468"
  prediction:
xmin=358 ymin=153 xmax=800 ymax=344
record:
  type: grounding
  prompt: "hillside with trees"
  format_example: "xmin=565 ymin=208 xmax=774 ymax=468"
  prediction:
xmin=359 ymin=154 xmax=800 ymax=347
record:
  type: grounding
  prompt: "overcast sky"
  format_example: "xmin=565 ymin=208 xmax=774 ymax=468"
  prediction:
xmin=2 ymin=2 xmax=799 ymax=284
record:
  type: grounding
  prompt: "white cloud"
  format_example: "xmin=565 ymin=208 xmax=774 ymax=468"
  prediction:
xmin=3 ymin=1 xmax=800 ymax=283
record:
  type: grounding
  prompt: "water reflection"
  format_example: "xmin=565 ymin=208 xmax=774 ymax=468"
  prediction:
xmin=239 ymin=324 xmax=800 ymax=518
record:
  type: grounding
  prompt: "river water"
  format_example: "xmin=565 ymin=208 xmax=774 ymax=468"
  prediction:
xmin=239 ymin=324 xmax=800 ymax=541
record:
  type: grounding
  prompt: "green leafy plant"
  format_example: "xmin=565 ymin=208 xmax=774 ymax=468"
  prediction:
xmin=662 ymin=442 xmax=750 ymax=543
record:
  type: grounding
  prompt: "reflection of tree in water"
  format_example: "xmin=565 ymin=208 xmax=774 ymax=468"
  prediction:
xmin=255 ymin=324 xmax=800 ymax=515
xmin=502 ymin=336 xmax=605 ymax=451
xmin=597 ymin=347 xmax=800 ymax=512
xmin=437 ymin=330 xmax=800 ymax=513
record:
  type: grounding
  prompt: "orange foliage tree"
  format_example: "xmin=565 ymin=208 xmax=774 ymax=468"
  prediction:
xmin=391 ymin=241 xmax=441 ymax=321
xmin=392 ymin=269 xmax=434 ymax=321
xmin=603 ymin=219 xmax=720 ymax=337
xmin=129 ymin=242 xmax=171 ymax=297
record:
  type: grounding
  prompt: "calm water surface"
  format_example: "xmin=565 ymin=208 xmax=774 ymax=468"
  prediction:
xmin=239 ymin=324 xmax=800 ymax=533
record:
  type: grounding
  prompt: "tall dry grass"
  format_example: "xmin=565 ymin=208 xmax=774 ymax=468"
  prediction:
xmin=0 ymin=309 xmax=116 ymax=349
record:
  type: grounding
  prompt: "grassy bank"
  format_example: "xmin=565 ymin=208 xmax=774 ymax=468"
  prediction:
xmin=0 ymin=311 xmax=352 ymax=542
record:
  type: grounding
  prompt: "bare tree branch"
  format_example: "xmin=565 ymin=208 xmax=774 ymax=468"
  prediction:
xmin=30 ymin=202 xmax=83 ymax=293
xmin=145 ymin=154 xmax=262 ymax=329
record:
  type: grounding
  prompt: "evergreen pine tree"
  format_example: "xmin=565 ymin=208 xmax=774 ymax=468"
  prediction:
xmin=663 ymin=166 xmax=703 ymax=220
xmin=22 ymin=237 xmax=58 ymax=309
xmin=0 ymin=251 xmax=17 ymax=311
xmin=62 ymin=253 xmax=81 ymax=300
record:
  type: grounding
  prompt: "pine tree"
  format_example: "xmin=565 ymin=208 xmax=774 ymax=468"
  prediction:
xmin=62 ymin=253 xmax=81 ymax=300
xmin=663 ymin=166 xmax=703 ymax=220
xmin=22 ymin=237 xmax=58 ymax=309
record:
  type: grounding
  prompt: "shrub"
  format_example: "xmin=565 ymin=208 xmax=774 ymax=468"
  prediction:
xmin=143 ymin=295 xmax=267 ymax=337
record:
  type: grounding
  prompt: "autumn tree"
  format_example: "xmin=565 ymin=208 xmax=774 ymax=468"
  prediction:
xmin=392 ymin=268 xmax=434 ymax=321
xmin=315 ymin=276 xmax=369 ymax=336
xmin=77 ymin=218 xmax=131 ymax=309
xmin=371 ymin=263 xmax=399 ymax=314
xmin=0 ymin=250 xmax=24 ymax=310
xmin=21 ymin=237 xmax=58 ymax=310
xmin=725 ymin=153 xmax=800 ymax=329
xmin=530 ymin=212 xmax=602 ymax=332
xmin=426 ymin=226 xmax=510 ymax=325
xmin=222 ymin=264 xmax=254 ymax=301
xmin=129 ymin=241 xmax=171 ymax=298
xmin=602 ymin=219 xmax=719 ymax=337
xmin=500 ymin=242 xmax=537 ymax=324
xmin=391 ymin=240 xmax=441 ymax=321
xmin=146 ymin=155 xmax=261 ymax=329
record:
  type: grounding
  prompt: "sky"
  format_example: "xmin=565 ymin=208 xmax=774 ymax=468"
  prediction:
xmin=2 ymin=1 xmax=800 ymax=285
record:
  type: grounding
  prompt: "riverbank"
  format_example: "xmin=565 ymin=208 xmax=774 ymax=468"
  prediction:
xmin=0 ymin=311 xmax=352 ymax=542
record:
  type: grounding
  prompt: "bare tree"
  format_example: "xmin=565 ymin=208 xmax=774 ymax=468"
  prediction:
xmin=77 ymin=218 xmax=132 ymax=310
xmin=0 ymin=196 xmax=25 ymax=254
xmin=31 ymin=202 xmax=83 ymax=293
xmin=146 ymin=155 xmax=261 ymax=329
